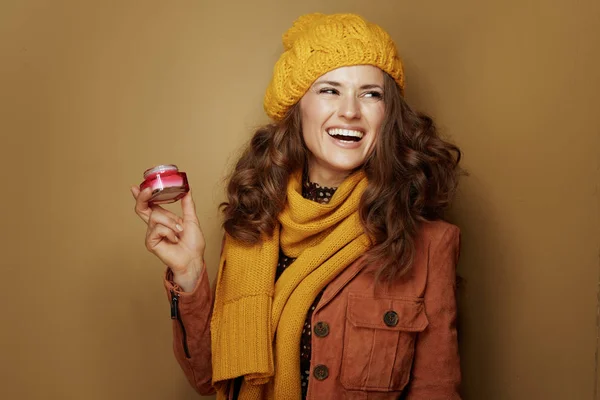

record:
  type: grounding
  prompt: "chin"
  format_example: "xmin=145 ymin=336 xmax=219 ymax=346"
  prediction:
xmin=330 ymin=162 xmax=365 ymax=174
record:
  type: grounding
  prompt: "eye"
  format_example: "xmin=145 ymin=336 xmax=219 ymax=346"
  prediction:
xmin=318 ymin=87 xmax=339 ymax=95
xmin=363 ymin=91 xmax=383 ymax=99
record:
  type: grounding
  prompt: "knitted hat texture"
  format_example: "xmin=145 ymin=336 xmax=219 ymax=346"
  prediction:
xmin=263 ymin=13 xmax=405 ymax=121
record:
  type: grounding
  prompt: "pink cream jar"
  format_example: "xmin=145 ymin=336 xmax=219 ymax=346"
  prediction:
xmin=140 ymin=164 xmax=189 ymax=204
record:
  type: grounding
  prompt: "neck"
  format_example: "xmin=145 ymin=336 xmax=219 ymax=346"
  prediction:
xmin=307 ymin=161 xmax=350 ymax=188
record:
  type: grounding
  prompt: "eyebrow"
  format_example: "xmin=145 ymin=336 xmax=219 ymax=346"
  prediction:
xmin=314 ymin=80 xmax=383 ymax=90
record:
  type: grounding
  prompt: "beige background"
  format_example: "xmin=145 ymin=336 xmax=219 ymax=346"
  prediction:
xmin=1 ymin=0 xmax=599 ymax=399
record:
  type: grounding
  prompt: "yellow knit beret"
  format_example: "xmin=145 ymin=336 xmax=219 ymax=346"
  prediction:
xmin=263 ymin=13 xmax=405 ymax=121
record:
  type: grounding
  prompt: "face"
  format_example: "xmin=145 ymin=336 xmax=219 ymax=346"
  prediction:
xmin=299 ymin=65 xmax=385 ymax=187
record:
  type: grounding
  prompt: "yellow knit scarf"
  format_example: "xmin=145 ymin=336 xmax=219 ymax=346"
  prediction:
xmin=210 ymin=169 xmax=371 ymax=399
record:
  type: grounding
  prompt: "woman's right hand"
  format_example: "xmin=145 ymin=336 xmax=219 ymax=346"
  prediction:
xmin=131 ymin=186 xmax=206 ymax=292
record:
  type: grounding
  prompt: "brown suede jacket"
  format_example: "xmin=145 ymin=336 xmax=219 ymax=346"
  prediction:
xmin=163 ymin=220 xmax=462 ymax=399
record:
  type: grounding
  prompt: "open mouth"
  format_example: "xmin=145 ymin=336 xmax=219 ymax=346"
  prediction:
xmin=327 ymin=128 xmax=364 ymax=142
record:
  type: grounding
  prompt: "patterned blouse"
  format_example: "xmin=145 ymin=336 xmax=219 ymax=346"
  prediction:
xmin=232 ymin=178 xmax=338 ymax=399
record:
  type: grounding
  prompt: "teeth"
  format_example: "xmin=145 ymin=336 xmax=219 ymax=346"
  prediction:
xmin=327 ymin=128 xmax=364 ymax=139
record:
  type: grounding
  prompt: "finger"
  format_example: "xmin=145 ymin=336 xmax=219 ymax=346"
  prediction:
xmin=149 ymin=204 xmax=184 ymax=225
xmin=146 ymin=224 xmax=179 ymax=251
xmin=134 ymin=187 xmax=153 ymax=224
xmin=148 ymin=208 xmax=185 ymax=234
xmin=130 ymin=185 xmax=141 ymax=199
xmin=181 ymin=190 xmax=199 ymax=223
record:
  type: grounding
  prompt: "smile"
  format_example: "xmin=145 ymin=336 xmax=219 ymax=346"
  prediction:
xmin=326 ymin=128 xmax=364 ymax=142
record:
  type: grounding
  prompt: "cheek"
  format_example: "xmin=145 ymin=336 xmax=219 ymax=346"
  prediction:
xmin=371 ymin=104 xmax=386 ymax=128
xmin=302 ymin=98 xmax=329 ymax=126
xmin=366 ymin=104 xmax=385 ymax=129
xmin=366 ymin=106 xmax=385 ymax=150
xmin=300 ymin=110 xmax=317 ymax=144
xmin=300 ymin=98 xmax=331 ymax=144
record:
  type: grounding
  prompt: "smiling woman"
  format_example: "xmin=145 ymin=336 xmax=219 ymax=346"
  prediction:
xmin=132 ymin=12 xmax=463 ymax=400
xmin=300 ymin=65 xmax=385 ymax=187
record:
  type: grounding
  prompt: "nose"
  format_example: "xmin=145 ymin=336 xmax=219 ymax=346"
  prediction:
xmin=338 ymin=95 xmax=361 ymax=120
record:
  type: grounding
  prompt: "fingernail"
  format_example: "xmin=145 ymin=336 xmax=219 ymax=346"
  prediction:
xmin=176 ymin=224 xmax=183 ymax=232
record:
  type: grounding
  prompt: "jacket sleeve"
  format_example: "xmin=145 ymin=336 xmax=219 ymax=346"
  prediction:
xmin=163 ymin=264 xmax=216 ymax=396
xmin=406 ymin=225 xmax=462 ymax=400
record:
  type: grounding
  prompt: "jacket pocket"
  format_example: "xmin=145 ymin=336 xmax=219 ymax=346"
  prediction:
xmin=340 ymin=292 xmax=429 ymax=392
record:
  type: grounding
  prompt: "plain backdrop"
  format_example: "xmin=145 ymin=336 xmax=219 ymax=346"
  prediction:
xmin=1 ymin=1 xmax=599 ymax=399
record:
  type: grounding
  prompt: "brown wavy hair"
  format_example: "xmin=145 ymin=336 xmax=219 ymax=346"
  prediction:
xmin=220 ymin=73 xmax=462 ymax=281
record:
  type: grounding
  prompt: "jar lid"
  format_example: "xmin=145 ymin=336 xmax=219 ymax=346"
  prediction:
xmin=143 ymin=164 xmax=179 ymax=178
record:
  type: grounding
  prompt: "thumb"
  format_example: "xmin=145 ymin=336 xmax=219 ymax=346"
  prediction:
xmin=181 ymin=190 xmax=199 ymax=223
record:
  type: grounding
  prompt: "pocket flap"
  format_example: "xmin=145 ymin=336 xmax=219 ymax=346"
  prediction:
xmin=347 ymin=292 xmax=429 ymax=332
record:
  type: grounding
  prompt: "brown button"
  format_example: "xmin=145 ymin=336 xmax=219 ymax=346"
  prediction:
xmin=383 ymin=311 xmax=399 ymax=327
xmin=314 ymin=321 xmax=329 ymax=337
xmin=313 ymin=364 xmax=329 ymax=380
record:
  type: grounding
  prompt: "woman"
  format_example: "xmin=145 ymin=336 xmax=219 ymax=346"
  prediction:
xmin=132 ymin=13 xmax=462 ymax=400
